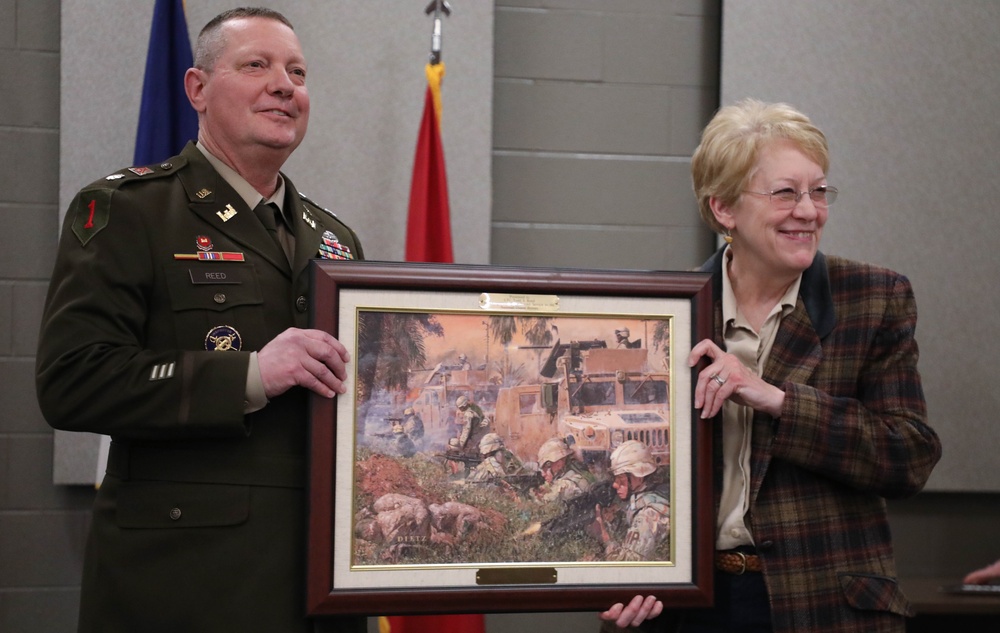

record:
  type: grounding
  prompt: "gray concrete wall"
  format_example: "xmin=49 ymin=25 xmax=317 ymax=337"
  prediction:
xmin=0 ymin=2 xmax=95 ymax=630
xmin=491 ymin=0 xmax=718 ymax=270
xmin=720 ymin=0 xmax=1000 ymax=492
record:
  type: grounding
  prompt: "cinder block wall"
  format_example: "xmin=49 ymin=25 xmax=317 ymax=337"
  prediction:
xmin=486 ymin=4 xmax=718 ymax=629
xmin=490 ymin=0 xmax=719 ymax=270
xmin=0 ymin=1 xmax=95 ymax=631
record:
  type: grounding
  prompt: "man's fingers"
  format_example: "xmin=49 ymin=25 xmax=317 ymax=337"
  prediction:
xmin=301 ymin=328 xmax=351 ymax=362
xmin=258 ymin=328 xmax=352 ymax=398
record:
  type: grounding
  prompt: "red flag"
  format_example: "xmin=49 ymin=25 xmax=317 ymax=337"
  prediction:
xmin=384 ymin=614 xmax=485 ymax=633
xmin=405 ymin=62 xmax=454 ymax=263
xmin=386 ymin=61 xmax=484 ymax=633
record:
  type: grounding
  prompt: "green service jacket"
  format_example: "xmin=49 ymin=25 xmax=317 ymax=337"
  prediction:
xmin=36 ymin=142 xmax=366 ymax=633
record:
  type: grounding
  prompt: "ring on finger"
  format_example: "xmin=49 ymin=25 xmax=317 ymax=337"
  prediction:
xmin=711 ymin=373 xmax=726 ymax=386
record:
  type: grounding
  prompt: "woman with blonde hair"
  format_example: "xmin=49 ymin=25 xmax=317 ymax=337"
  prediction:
xmin=601 ymin=99 xmax=941 ymax=633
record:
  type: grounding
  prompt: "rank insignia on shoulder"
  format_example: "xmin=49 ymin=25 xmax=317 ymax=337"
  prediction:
xmin=105 ymin=173 xmax=125 ymax=180
xmin=301 ymin=209 xmax=317 ymax=230
xmin=205 ymin=325 xmax=242 ymax=351
xmin=71 ymin=188 xmax=114 ymax=246
xmin=128 ymin=166 xmax=155 ymax=176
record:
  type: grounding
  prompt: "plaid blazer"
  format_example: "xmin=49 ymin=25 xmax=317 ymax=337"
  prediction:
xmin=609 ymin=250 xmax=944 ymax=633
xmin=693 ymin=249 xmax=942 ymax=633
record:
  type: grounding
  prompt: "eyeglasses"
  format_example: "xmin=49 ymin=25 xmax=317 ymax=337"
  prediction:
xmin=743 ymin=185 xmax=838 ymax=209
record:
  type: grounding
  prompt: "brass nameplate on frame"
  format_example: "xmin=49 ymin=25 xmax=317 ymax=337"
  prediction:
xmin=479 ymin=292 xmax=560 ymax=312
xmin=476 ymin=567 xmax=558 ymax=586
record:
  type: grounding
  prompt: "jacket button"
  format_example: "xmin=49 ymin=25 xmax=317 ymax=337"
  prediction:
xmin=295 ymin=296 xmax=308 ymax=312
xmin=214 ymin=293 xmax=226 ymax=304
xmin=160 ymin=162 xmax=173 ymax=170
xmin=169 ymin=507 xmax=182 ymax=521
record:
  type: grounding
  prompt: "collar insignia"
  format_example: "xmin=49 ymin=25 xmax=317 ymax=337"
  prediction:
xmin=216 ymin=204 xmax=237 ymax=222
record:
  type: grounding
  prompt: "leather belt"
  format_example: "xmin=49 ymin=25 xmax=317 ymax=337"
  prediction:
xmin=715 ymin=550 xmax=763 ymax=574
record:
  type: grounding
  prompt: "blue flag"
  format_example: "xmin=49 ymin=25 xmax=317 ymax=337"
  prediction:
xmin=133 ymin=0 xmax=198 ymax=165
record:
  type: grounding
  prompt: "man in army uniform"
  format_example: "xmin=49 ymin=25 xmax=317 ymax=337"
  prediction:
xmin=443 ymin=395 xmax=486 ymax=473
xmin=454 ymin=394 xmax=487 ymax=449
xmin=467 ymin=433 xmax=520 ymax=483
xmin=533 ymin=436 xmax=595 ymax=504
xmin=596 ymin=440 xmax=670 ymax=562
xmin=401 ymin=406 xmax=425 ymax=447
xmin=36 ymin=8 xmax=363 ymax=633
xmin=389 ymin=423 xmax=417 ymax=458
xmin=454 ymin=352 xmax=473 ymax=370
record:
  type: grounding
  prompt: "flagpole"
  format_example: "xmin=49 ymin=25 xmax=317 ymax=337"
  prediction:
xmin=405 ymin=0 xmax=455 ymax=264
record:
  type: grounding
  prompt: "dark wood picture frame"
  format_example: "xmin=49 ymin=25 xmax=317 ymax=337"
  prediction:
xmin=307 ymin=261 xmax=715 ymax=616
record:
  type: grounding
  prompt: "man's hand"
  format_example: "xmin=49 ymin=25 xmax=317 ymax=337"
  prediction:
xmin=257 ymin=328 xmax=351 ymax=399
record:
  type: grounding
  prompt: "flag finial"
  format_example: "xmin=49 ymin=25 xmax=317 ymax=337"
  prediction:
xmin=424 ymin=0 xmax=452 ymax=65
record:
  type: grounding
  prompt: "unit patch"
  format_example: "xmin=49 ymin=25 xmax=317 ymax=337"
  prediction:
xmin=71 ymin=188 xmax=114 ymax=246
xmin=205 ymin=325 xmax=242 ymax=351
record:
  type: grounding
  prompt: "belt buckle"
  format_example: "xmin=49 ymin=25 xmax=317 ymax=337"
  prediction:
xmin=734 ymin=551 xmax=748 ymax=575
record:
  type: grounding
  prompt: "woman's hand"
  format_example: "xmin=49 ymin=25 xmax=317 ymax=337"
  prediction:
xmin=599 ymin=594 xmax=663 ymax=629
xmin=688 ymin=339 xmax=785 ymax=419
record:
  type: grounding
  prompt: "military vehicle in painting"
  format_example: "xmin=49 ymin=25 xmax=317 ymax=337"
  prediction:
xmin=406 ymin=364 xmax=499 ymax=440
xmin=492 ymin=340 xmax=671 ymax=468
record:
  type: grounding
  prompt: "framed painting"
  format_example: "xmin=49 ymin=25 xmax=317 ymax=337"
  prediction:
xmin=306 ymin=261 xmax=715 ymax=615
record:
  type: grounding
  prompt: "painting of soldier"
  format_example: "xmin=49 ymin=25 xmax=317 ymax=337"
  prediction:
xmin=348 ymin=309 xmax=674 ymax=567
xmin=401 ymin=407 xmax=425 ymax=446
xmin=467 ymin=433 xmax=520 ymax=483
xmin=594 ymin=440 xmax=670 ymax=561
xmin=532 ymin=437 xmax=596 ymax=504
xmin=428 ymin=500 xmax=487 ymax=548
xmin=354 ymin=493 xmax=431 ymax=562
xmin=445 ymin=395 xmax=490 ymax=475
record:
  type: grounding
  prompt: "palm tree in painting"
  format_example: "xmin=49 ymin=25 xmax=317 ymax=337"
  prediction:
xmin=356 ymin=312 xmax=444 ymax=432
xmin=651 ymin=319 xmax=670 ymax=355
xmin=488 ymin=316 xmax=554 ymax=348
xmin=488 ymin=316 xmax=554 ymax=385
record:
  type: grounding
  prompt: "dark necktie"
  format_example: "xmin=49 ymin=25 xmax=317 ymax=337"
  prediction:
xmin=254 ymin=201 xmax=281 ymax=241
xmin=253 ymin=200 xmax=291 ymax=263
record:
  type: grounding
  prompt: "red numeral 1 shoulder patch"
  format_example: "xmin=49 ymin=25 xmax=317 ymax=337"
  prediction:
xmin=71 ymin=188 xmax=114 ymax=246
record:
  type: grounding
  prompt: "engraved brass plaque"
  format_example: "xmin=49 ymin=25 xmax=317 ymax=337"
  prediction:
xmin=476 ymin=567 xmax=558 ymax=585
xmin=479 ymin=292 xmax=560 ymax=312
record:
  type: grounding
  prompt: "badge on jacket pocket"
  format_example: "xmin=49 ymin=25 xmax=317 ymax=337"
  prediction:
xmin=205 ymin=325 xmax=242 ymax=351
